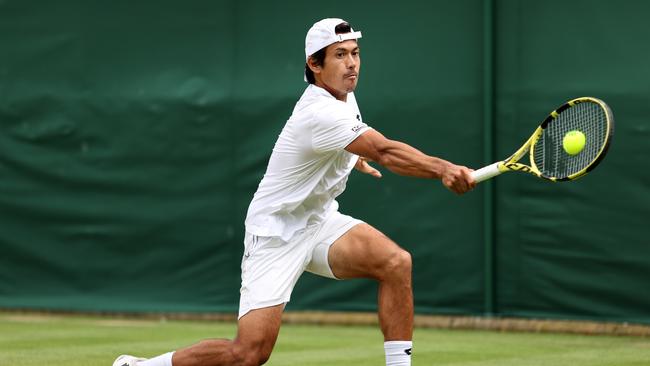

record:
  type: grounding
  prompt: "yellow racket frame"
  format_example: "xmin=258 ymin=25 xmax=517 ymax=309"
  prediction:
xmin=472 ymin=97 xmax=614 ymax=183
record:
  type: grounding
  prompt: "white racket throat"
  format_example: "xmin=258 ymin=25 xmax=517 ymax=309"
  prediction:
xmin=471 ymin=162 xmax=503 ymax=183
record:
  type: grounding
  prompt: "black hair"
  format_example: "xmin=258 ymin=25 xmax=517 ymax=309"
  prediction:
xmin=305 ymin=22 xmax=354 ymax=84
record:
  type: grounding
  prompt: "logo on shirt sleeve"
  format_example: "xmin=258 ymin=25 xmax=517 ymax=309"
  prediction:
xmin=351 ymin=124 xmax=364 ymax=133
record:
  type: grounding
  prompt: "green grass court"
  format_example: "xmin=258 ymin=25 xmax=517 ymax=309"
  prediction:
xmin=1 ymin=313 xmax=649 ymax=366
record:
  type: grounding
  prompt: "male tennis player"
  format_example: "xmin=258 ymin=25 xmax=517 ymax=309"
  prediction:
xmin=113 ymin=18 xmax=475 ymax=366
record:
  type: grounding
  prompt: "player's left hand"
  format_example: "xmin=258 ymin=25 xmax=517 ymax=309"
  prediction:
xmin=355 ymin=157 xmax=382 ymax=178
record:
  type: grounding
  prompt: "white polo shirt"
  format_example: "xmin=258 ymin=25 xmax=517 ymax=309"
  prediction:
xmin=244 ymin=84 xmax=371 ymax=241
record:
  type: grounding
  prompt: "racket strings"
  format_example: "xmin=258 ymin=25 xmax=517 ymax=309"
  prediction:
xmin=533 ymin=102 xmax=608 ymax=178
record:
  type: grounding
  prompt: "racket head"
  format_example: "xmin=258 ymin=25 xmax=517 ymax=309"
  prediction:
xmin=529 ymin=97 xmax=614 ymax=181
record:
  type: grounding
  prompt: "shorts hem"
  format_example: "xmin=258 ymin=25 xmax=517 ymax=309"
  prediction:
xmin=238 ymin=298 xmax=288 ymax=320
xmin=321 ymin=219 xmax=364 ymax=280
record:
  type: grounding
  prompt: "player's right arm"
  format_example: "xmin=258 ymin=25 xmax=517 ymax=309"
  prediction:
xmin=345 ymin=129 xmax=475 ymax=194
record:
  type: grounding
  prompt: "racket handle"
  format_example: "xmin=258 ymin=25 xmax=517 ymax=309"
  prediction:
xmin=471 ymin=162 xmax=502 ymax=183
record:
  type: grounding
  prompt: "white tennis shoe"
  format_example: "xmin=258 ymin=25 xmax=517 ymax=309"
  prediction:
xmin=112 ymin=354 xmax=148 ymax=366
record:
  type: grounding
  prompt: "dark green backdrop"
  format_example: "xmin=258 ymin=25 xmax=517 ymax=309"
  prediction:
xmin=1 ymin=0 xmax=648 ymax=324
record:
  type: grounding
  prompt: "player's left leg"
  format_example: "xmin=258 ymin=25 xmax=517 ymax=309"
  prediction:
xmin=327 ymin=223 xmax=413 ymax=340
xmin=113 ymin=304 xmax=284 ymax=366
xmin=325 ymin=223 xmax=413 ymax=366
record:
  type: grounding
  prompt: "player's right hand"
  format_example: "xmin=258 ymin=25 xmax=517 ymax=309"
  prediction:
xmin=441 ymin=164 xmax=476 ymax=195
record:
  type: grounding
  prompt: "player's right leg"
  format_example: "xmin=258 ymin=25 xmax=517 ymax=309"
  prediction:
xmin=171 ymin=303 xmax=284 ymax=366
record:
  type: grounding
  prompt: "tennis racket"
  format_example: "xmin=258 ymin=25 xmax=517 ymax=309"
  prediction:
xmin=471 ymin=97 xmax=614 ymax=183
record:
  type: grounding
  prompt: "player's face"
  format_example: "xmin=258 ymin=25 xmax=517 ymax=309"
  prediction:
xmin=317 ymin=40 xmax=360 ymax=101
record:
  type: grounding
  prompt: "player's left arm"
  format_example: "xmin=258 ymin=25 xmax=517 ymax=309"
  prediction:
xmin=354 ymin=156 xmax=382 ymax=178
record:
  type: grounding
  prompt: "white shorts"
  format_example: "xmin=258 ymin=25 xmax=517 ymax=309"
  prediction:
xmin=238 ymin=211 xmax=363 ymax=319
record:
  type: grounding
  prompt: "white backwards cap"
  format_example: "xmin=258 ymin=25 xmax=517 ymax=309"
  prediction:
xmin=304 ymin=18 xmax=362 ymax=81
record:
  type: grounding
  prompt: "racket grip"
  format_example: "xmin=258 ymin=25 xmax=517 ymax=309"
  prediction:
xmin=471 ymin=162 xmax=502 ymax=183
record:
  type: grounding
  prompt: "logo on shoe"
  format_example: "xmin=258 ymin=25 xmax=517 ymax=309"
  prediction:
xmin=404 ymin=348 xmax=412 ymax=355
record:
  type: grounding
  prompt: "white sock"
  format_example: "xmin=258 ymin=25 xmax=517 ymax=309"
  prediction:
xmin=384 ymin=341 xmax=412 ymax=366
xmin=138 ymin=352 xmax=174 ymax=366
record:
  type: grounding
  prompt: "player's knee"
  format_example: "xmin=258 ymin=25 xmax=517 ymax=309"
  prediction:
xmin=231 ymin=350 xmax=265 ymax=366
xmin=257 ymin=352 xmax=271 ymax=365
xmin=381 ymin=249 xmax=412 ymax=279
xmin=231 ymin=341 xmax=272 ymax=366
xmin=241 ymin=354 xmax=270 ymax=366
xmin=251 ymin=347 xmax=272 ymax=366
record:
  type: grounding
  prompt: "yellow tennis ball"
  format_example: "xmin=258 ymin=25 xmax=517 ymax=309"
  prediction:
xmin=563 ymin=130 xmax=586 ymax=155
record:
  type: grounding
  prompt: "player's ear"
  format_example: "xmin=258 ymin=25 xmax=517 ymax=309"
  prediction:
xmin=307 ymin=57 xmax=322 ymax=75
